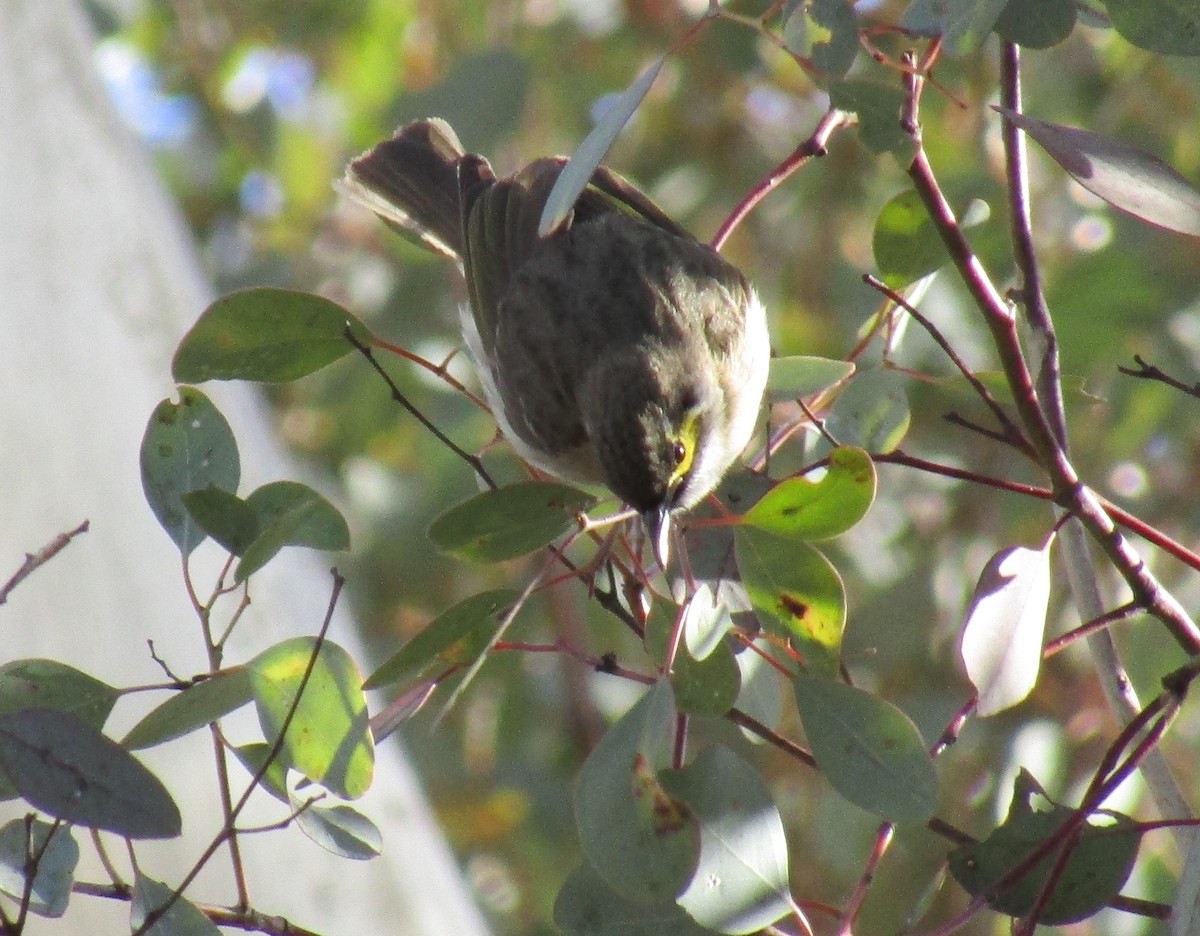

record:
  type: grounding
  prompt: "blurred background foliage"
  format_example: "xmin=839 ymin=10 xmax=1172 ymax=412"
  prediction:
xmin=92 ymin=0 xmax=1200 ymax=932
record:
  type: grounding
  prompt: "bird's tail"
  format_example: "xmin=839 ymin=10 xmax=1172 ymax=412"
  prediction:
xmin=341 ymin=118 xmax=477 ymax=259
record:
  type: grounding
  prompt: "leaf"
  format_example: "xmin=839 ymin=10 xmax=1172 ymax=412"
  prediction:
xmin=235 ymin=481 xmax=351 ymax=580
xmin=873 ymin=188 xmax=946 ymax=288
xmin=793 ymin=671 xmax=938 ymax=823
xmin=824 ymin=368 xmax=911 ymax=452
xmin=996 ymin=106 xmax=1200 ymax=238
xmin=293 ymin=801 xmax=382 ymax=860
xmin=783 ymin=0 xmax=859 ymax=80
xmin=231 ymin=742 xmax=290 ymax=803
xmin=123 ymin=668 xmax=254 ymax=750
xmin=661 ymin=746 xmax=797 ymax=934
xmin=0 ymin=818 xmax=78 ymax=918
xmin=681 ymin=584 xmax=734 ymax=661
xmin=131 ymin=874 xmax=220 ymax=936
xmin=901 ymin=0 xmax=1008 ymax=55
xmin=140 ymin=388 xmax=240 ymax=555
xmin=364 ymin=589 xmax=519 ymax=689
xmin=180 ymin=486 xmax=258 ymax=554
xmin=538 ymin=56 xmax=665 ymax=237
xmin=948 ymin=772 xmax=1141 ymax=924
xmin=671 ymin=640 xmax=741 ymax=717
xmin=172 ymin=287 xmax=375 ymax=384
xmin=994 ymin=0 xmax=1076 ymax=48
xmin=0 ymin=709 xmax=181 ymax=839
xmin=574 ymin=682 xmax=697 ymax=905
xmin=743 ymin=446 xmax=876 ymax=541
xmin=427 ymin=481 xmax=597 ymax=562
xmin=828 ymin=79 xmax=913 ymax=157
xmin=735 ymin=527 xmax=845 ymax=675
xmin=0 ymin=660 xmax=118 ymax=731
xmin=553 ymin=862 xmax=715 ymax=936
xmin=766 ymin=355 xmax=854 ymax=404
xmin=1105 ymin=0 xmax=1200 ymax=55
xmin=960 ymin=542 xmax=1052 ymax=716
xmin=248 ymin=639 xmax=374 ymax=800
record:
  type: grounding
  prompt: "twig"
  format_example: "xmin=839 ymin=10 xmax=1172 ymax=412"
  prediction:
xmin=0 ymin=520 xmax=89 ymax=606
xmin=1118 ymin=354 xmax=1200 ymax=398
xmin=344 ymin=325 xmax=496 ymax=490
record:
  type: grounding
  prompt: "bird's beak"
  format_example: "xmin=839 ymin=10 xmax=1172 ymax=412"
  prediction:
xmin=641 ymin=505 xmax=672 ymax=570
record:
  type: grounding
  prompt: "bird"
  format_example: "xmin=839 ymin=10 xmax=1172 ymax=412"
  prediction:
xmin=340 ymin=119 xmax=769 ymax=566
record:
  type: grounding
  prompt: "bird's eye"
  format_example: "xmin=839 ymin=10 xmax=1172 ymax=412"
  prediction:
xmin=672 ymin=440 xmax=688 ymax=466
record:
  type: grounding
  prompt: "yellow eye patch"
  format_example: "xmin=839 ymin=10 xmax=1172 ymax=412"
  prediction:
xmin=669 ymin=409 xmax=702 ymax=488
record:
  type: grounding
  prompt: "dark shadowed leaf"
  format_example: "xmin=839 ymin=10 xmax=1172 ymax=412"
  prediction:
xmin=553 ymin=862 xmax=714 ymax=936
xmin=248 ymin=638 xmax=374 ymax=800
xmin=140 ymin=388 xmax=240 ymax=555
xmin=995 ymin=0 xmax=1076 ymax=48
xmin=172 ymin=287 xmax=374 ymax=383
xmin=181 ymin=486 xmax=258 ymax=555
xmin=828 ymin=80 xmax=913 ymax=156
xmin=539 ymin=57 xmax=665 ymax=236
xmin=1105 ymin=0 xmax=1200 ymax=55
xmin=661 ymin=746 xmax=797 ymax=934
xmin=0 ymin=660 xmax=118 ymax=731
xmin=783 ymin=0 xmax=859 ymax=80
xmin=793 ymin=671 xmax=937 ymax=823
xmin=232 ymin=742 xmax=290 ymax=803
xmin=996 ymin=106 xmax=1200 ymax=237
xmin=0 ymin=818 xmax=78 ymax=918
xmin=0 ymin=709 xmax=181 ymax=839
xmin=123 ymin=668 xmax=254 ymax=750
xmin=949 ymin=771 xmax=1141 ymax=924
xmin=428 ymin=481 xmax=596 ymax=562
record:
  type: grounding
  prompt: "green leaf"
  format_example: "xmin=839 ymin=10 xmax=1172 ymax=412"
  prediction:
xmin=735 ymin=527 xmax=845 ymax=674
xmin=294 ymin=801 xmax=383 ymax=860
xmin=873 ymin=189 xmax=946 ymax=288
xmin=232 ymin=742 xmax=290 ymax=803
xmin=995 ymin=106 xmax=1200 ymax=238
xmin=671 ymin=640 xmax=741 ymax=717
xmin=123 ymin=668 xmax=254 ymax=750
xmin=948 ymin=772 xmax=1141 ymax=923
xmin=661 ymin=746 xmax=796 ymax=934
xmin=553 ymin=862 xmax=715 ymax=936
xmin=766 ymin=355 xmax=854 ymax=404
xmin=539 ymin=56 xmax=665 ymax=236
xmin=180 ymin=486 xmax=258 ymax=555
xmin=793 ymin=671 xmax=937 ymax=823
xmin=995 ymin=0 xmax=1076 ymax=48
xmin=172 ymin=287 xmax=374 ymax=384
xmin=575 ymin=682 xmax=697 ymax=904
xmin=828 ymin=79 xmax=912 ymax=157
xmin=1105 ymin=0 xmax=1200 ymax=55
xmin=0 ymin=660 xmax=118 ymax=730
xmin=0 ymin=818 xmax=78 ymax=918
xmin=140 ymin=388 xmax=240 ymax=555
xmin=824 ymin=368 xmax=911 ymax=452
xmin=902 ymin=0 xmax=1008 ymax=55
xmin=732 ymin=641 xmax=785 ymax=741
xmin=783 ymin=0 xmax=859 ymax=80
xmin=0 ymin=709 xmax=181 ymax=839
xmin=131 ymin=874 xmax=220 ymax=935
xmin=248 ymin=638 xmax=374 ymax=800
xmin=743 ymin=446 xmax=876 ymax=541
xmin=427 ymin=481 xmax=597 ymax=562
xmin=363 ymin=589 xmax=519 ymax=689
xmin=235 ymin=481 xmax=351 ymax=580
